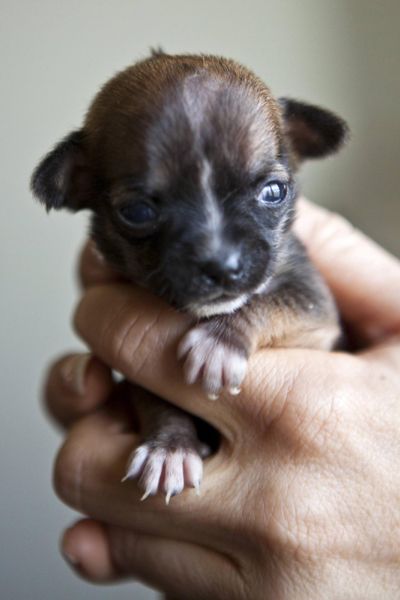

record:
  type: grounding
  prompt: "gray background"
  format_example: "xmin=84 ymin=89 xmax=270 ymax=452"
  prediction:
xmin=1 ymin=1 xmax=399 ymax=599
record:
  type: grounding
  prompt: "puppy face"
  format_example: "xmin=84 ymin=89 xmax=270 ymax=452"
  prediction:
xmin=31 ymin=53 xmax=348 ymax=316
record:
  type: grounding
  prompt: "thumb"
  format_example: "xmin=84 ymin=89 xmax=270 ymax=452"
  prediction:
xmin=295 ymin=199 xmax=400 ymax=343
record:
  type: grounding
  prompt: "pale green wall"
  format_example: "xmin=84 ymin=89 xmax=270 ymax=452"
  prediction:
xmin=1 ymin=1 xmax=399 ymax=599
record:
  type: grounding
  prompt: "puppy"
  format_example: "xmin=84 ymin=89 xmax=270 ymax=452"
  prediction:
xmin=31 ymin=51 xmax=348 ymax=502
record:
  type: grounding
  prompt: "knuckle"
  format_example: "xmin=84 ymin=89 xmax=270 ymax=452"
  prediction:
xmin=243 ymin=352 xmax=302 ymax=428
xmin=291 ymin=359 xmax=364 ymax=455
xmin=113 ymin=310 xmax=164 ymax=379
xmin=250 ymin=480 xmax=332 ymax=560
xmin=74 ymin=286 xmax=168 ymax=379
xmin=108 ymin=528 xmax=142 ymax=575
xmin=311 ymin=210 xmax=361 ymax=256
xmin=247 ymin=353 xmax=359 ymax=455
xmin=321 ymin=210 xmax=355 ymax=237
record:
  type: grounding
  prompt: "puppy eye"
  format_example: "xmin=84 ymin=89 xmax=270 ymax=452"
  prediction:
xmin=257 ymin=182 xmax=287 ymax=204
xmin=117 ymin=202 xmax=157 ymax=227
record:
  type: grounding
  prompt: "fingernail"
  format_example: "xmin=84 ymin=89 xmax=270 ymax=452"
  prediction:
xmin=62 ymin=548 xmax=79 ymax=566
xmin=89 ymin=242 xmax=106 ymax=267
xmin=60 ymin=354 xmax=93 ymax=396
xmin=61 ymin=529 xmax=79 ymax=566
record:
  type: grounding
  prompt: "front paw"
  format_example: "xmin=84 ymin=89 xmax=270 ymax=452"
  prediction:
xmin=177 ymin=323 xmax=248 ymax=396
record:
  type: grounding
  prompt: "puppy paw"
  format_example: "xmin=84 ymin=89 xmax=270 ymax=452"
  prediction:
xmin=123 ymin=436 xmax=209 ymax=504
xmin=177 ymin=323 xmax=248 ymax=395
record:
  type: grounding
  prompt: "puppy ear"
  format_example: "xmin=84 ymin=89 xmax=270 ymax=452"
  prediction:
xmin=31 ymin=130 xmax=92 ymax=211
xmin=278 ymin=98 xmax=349 ymax=161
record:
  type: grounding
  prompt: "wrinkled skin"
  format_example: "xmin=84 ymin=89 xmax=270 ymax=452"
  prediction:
xmin=45 ymin=200 xmax=400 ymax=599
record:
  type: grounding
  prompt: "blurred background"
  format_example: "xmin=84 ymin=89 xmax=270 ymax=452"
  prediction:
xmin=1 ymin=1 xmax=399 ymax=598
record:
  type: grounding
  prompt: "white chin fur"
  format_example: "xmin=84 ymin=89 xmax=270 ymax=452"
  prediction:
xmin=186 ymin=276 xmax=273 ymax=318
xmin=253 ymin=276 xmax=272 ymax=295
xmin=187 ymin=293 xmax=248 ymax=318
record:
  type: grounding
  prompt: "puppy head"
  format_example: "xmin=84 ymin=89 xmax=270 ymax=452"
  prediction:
xmin=31 ymin=53 xmax=348 ymax=316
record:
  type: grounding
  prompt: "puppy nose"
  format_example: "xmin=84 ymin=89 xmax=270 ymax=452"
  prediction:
xmin=201 ymin=252 xmax=242 ymax=285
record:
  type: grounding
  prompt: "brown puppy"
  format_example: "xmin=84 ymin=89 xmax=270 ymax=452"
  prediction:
xmin=32 ymin=51 xmax=348 ymax=502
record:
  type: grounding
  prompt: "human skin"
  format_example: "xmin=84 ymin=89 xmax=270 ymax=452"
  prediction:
xmin=45 ymin=200 xmax=400 ymax=599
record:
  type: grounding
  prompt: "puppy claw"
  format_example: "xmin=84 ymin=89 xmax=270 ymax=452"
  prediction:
xmin=165 ymin=491 xmax=172 ymax=505
xmin=140 ymin=490 xmax=151 ymax=502
xmin=228 ymin=387 xmax=241 ymax=395
xmin=124 ymin=445 xmax=149 ymax=481
xmin=208 ymin=393 xmax=219 ymax=401
xmin=183 ymin=452 xmax=203 ymax=488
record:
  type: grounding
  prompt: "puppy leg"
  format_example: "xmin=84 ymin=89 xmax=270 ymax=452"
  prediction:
xmin=123 ymin=386 xmax=211 ymax=503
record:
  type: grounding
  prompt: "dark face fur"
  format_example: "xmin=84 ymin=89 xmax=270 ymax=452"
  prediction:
xmin=31 ymin=52 xmax=348 ymax=316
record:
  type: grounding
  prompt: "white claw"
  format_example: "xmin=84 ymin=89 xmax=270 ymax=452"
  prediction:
xmin=228 ymin=387 xmax=241 ymax=395
xmin=139 ymin=448 xmax=165 ymax=498
xmin=183 ymin=452 xmax=203 ymax=489
xmin=165 ymin=491 xmax=172 ymax=505
xmin=208 ymin=393 xmax=219 ymax=401
xmin=140 ymin=490 xmax=151 ymax=501
xmin=124 ymin=445 xmax=149 ymax=481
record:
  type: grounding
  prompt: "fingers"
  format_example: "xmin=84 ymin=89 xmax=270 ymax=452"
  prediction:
xmin=78 ymin=240 xmax=123 ymax=289
xmin=61 ymin=519 xmax=121 ymax=582
xmin=44 ymin=353 xmax=114 ymax=427
xmin=295 ymin=199 xmax=400 ymax=342
xmin=61 ymin=519 xmax=240 ymax=598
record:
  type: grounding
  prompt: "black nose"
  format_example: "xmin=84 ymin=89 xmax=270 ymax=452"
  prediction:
xmin=200 ymin=252 xmax=242 ymax=286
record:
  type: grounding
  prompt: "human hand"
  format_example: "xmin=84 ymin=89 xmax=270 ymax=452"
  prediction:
xmin=46 ymin=200 xmax=400 ymax=599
